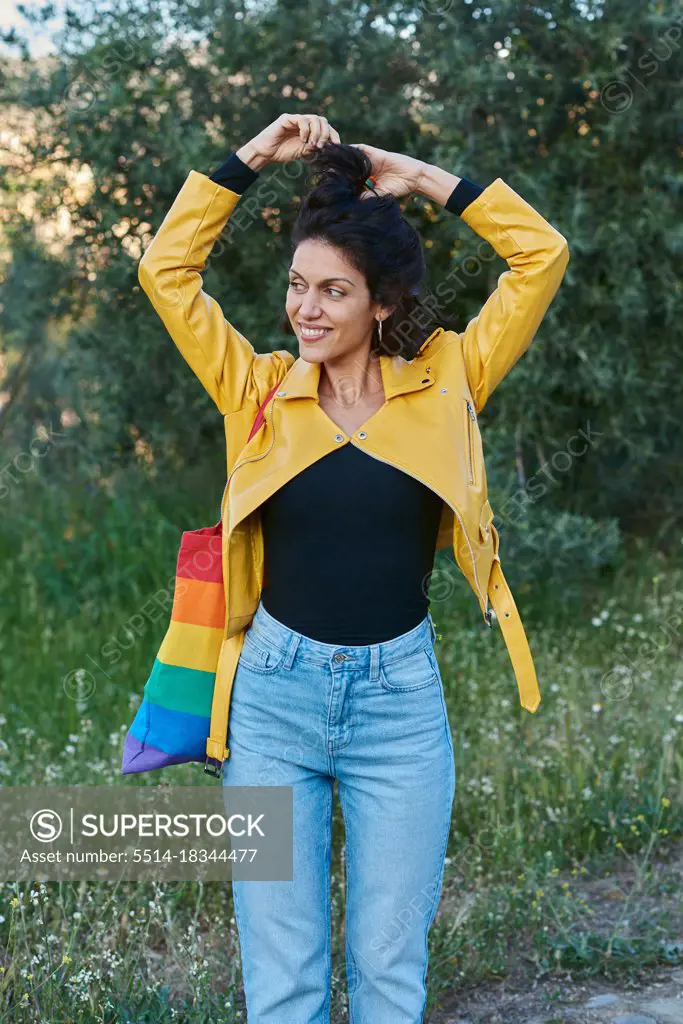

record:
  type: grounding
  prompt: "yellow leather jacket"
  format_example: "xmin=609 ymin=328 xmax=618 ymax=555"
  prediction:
xmin=138 ymin=168 xmax=569 ymax=766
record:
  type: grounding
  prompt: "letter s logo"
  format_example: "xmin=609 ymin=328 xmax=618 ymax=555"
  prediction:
xmin=30 ymin=809 xmax=63 ymax=843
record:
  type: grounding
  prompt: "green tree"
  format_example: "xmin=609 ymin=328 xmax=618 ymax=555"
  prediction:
xmin=1 ymin=0 xmax=681 ymax=576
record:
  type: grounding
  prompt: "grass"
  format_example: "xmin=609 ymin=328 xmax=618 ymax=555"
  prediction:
xmin=1 ymin=468 xmax=682 ymax=1021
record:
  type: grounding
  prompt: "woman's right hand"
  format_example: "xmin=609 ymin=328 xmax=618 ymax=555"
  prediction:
xmin=240 ymin=113 xmax=341 ymax=168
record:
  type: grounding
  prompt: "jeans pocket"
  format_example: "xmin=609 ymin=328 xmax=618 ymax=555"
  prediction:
xmin=238 ymin=629 xmax=287 ymax=675
xmin=379 ymin=645 xmax=440 ymax=693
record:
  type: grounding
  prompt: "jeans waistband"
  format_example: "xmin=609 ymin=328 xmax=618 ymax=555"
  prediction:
xmin=247 ymin=600 xmax=437 ymax=676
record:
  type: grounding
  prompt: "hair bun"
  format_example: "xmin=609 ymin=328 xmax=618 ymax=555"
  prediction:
xmin=301 ymin=141 xmax=373 ymax=206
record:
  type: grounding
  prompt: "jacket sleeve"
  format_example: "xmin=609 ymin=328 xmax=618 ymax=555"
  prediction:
xmin=137 ymin=167 xmax=292 ymax=414
xmin=455 ymin=178 xmax=569 ymax=414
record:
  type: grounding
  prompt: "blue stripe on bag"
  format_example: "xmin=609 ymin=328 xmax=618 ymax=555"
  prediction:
xmin=129 ymin=697 xmax=210 ymax=758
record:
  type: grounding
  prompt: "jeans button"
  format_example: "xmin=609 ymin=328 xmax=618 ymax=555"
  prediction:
xmin=333 ymin=653 xmax=346 ymax=663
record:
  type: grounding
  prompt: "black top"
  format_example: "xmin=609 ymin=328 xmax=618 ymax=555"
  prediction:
xmin=259 ymin=443 xmax=445 ymax=644
xmin=206 ymin=151 xmax=485 ymax=644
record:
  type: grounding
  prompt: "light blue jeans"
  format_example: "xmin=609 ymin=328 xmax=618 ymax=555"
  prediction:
xmin=221 ymin=599 xmax=456 ymax=1023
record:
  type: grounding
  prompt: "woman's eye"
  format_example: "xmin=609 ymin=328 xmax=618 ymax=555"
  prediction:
xmin=289 ymin=281 xmax=343 ymax=298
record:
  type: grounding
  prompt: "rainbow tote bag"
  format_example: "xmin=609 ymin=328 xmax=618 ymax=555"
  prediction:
xmin=120 ymin=381 xmax=281 ymax=776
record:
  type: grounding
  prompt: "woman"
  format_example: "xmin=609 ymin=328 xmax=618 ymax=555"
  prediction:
xmin=137 ymin=113 xmax=569 ymax=1022
xmin=219 ymin=118 xmax=464 ymax=1024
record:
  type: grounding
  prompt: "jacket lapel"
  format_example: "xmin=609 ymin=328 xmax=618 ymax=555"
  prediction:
xmin=276 ymin=327 xmax=446 ymax=402
xmin=226 ymin=326 xmax=447 ymax=534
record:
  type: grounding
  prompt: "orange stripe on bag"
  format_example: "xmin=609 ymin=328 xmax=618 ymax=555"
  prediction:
xmin=172 ymin=576 xmax=225 ymax=629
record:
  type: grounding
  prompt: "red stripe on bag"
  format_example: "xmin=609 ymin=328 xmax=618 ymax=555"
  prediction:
xmin=176 ymin=524 xmax=223 ymax=582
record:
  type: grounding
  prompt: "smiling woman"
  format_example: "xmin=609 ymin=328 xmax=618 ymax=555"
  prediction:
xmin=274 ymin=139 xmax=472 ymax=365
xmin=286 ymin=234 xmax=391 ymax=366
xmin=132 ymin=110 xmax=569 ymax=1024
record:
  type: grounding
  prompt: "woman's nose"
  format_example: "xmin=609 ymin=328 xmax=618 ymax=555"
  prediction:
xmin=300 ymin=301 xmax=321 ymax=318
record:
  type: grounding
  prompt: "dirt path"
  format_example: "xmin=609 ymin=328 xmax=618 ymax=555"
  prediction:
xmin=429 ymin=842 xmax=683 ymax=1023
xmin=431 ymin=967 xmax=683 ymax=1023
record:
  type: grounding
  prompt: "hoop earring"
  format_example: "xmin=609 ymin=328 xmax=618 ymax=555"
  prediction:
xmin=376 ymin=317 xmax=383 ymax=346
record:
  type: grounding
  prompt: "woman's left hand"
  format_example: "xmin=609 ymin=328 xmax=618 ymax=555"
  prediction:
xmin=349 ymin=143 xmax=425 ymax=199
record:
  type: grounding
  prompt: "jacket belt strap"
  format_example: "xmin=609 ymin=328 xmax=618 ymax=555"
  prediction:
xmin=487 ymin=560 xmax=541 ymax=713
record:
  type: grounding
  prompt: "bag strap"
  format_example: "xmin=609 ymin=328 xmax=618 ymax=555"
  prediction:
xmin=248 ymin=380 xmax=283 ymax=443
xmin=218 ymin=380 xmax=284 ymax=524
xmin=206 ymin=379 xmax=285 ymax=772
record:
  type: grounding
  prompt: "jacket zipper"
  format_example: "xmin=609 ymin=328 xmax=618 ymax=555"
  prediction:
xmin=465 ymin=398 xmax=477 ymax=486
xmin=218 ymin=398 xmax=279 ymax=524
xmin=349 ymin=439 xmax=489 ymax=614
xmin=222 ymin=397 xmax=279 ymax=633
xmin=227 ymin=398 xmax=278 ymax=487
xmin=218 ymin=480 xmax=228 ymax=522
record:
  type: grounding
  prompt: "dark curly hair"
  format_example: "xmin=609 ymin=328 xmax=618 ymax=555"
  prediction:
xmin=279 ymin=141 xmax=459 ymax=360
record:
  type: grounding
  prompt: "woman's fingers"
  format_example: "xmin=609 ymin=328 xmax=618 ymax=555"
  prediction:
xmin=307 ymin=115 xmax=325 ymax=149
xmin=311 ymin=115 xmax=324 ymax=148
xmin=328 ymin=121 xmax=341 ymax=145
xmin=318 ymin=116 xmax=341 ymax=147
xmin=298 ymin=114 xmax=318 ymax=147
xmin=297 ymin=116 xmax=311 ymax=144
xmin=300 ymin=114 xmax=339 ymax=150
xmin=290 ymin=113 xmax=342 ymax=155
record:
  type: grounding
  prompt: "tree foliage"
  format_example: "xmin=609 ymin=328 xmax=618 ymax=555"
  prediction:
xmin=1 ymin=0 xmax=681 ymax=565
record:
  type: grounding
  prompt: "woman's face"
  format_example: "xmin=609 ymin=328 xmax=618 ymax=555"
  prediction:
xmin=285 ymin=239 xmax=390 ymax=363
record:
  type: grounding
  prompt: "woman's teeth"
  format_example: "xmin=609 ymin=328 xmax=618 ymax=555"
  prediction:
xmin=300 ymin=326 xmax=332 ymax=340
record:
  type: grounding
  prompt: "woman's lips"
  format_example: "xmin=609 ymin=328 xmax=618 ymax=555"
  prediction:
xmin=299 ymin=326 xmax=333 ymax=342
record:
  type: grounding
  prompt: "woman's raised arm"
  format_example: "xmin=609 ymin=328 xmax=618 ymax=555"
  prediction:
xmin=137 ymin=114 xmax=341 ymax=414
xmin=418 ymin=163 xmax=570 ymax=415
xmin=137 ymin=160 xmax=275 ymax=414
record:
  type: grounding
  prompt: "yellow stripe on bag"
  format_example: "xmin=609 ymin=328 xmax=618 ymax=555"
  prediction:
xmin=158 ymin=621 xmax=224 ymax=674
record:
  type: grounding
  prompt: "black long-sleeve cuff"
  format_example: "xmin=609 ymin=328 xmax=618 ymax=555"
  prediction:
xmin=208 ymin=151 xmax=260 ymax=194
xmin=208 ymin=152 xmax=482 ymax=213
xmin=445 ymin=177 xmax=485 ymax=216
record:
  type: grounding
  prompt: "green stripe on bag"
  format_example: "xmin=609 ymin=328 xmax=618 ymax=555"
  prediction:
xmin=144 ymin=658 xmax=215 ymax=718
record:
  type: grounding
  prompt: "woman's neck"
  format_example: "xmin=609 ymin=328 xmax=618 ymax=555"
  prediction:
xmin=319 ymin=351 xmax=383 ymax=401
